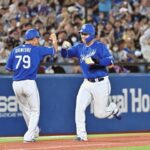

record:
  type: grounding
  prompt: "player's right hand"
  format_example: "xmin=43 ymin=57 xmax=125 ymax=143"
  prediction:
xmin=50 ymin=33 xmax=57 ymax=42
xmin=50 ymin=33 xmax=58 ymax=52
xmin=62 ymin=41 xmax=71 ymax=49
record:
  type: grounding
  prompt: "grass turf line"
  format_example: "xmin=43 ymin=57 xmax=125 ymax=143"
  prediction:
xmin=0 ymin=132 xmax=150 ymax=143
xmin=92 ymin=145 xmax=150 ymax=150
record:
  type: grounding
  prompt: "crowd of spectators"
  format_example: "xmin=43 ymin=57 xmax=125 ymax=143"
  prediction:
xmin=0 ymin=0 xmax=150 ymax=74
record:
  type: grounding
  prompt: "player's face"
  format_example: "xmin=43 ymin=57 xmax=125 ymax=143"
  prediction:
xmin=80 ymin=33 xmax=90 ymax=43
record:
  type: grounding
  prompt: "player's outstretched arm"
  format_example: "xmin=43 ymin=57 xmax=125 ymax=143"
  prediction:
xmin=61 ymin=41 xmax=72 ymax=58
xmin=50 ymin=33 xmax=58 ymax=53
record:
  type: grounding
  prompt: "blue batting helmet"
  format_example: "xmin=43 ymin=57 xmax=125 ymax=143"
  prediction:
xmin=79 ymin=24 xmax=95 ymax=35
xmin=24 ymin=28 xmax=40 ymax=40
xmin=79 ymin=24 xmax=95 ymax=43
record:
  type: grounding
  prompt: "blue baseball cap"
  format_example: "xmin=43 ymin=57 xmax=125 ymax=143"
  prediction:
xmin=24 ymin=28 xmax=40 ymax=40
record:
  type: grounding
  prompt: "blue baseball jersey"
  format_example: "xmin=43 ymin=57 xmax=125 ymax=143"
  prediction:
xmin=5 ymin=44 xmax=55 ymax=81
xmin=61 ymin=41 xmax=113 ymax=79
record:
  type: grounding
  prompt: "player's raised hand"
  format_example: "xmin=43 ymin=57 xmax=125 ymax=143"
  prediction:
xmin=62 ymin=41 xmax=71 ymax=49
xmin=50 ymin=33 xmax=58 ymax=52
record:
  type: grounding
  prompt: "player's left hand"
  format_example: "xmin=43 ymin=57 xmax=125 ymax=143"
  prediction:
xmin=85 ymin=57 xmax=95 ymax=64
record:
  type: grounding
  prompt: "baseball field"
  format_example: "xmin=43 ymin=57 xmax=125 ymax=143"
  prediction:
xmin=0 ymin=132 xmax=150 ymax=150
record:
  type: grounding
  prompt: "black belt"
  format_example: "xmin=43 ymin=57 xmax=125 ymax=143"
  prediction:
xmin=87 ymin=77 xmax=104 ymax=82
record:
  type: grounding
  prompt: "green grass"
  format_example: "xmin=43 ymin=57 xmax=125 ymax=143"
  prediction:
xmin=93 ymin=146 xmax=150 ymax=150
xmin=0 ymin=135 xmax=75 ymax=143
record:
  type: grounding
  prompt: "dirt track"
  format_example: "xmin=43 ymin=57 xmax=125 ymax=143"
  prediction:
xmin=1 ymin=134 xmax=150 ymax=150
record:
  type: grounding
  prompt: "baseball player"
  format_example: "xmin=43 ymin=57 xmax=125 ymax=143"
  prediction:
xmin=5 ymin=28 xmax=58 ymax=143
xmin=61 ymin=23 xmax=121 ymax=141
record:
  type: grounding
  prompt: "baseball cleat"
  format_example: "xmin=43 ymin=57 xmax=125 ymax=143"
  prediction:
xmin=23 ymin=139 xmax=36 ymax=143
xmin=113 ymin=109 xmax=122 ymax=120
xmin=74 ymin=137 xmax=87 ymax=141
xmin=34 ymin=128 xmax=41 ymax=139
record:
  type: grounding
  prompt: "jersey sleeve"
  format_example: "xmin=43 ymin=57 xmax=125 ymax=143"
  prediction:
xmin=61 ymin=45 xmax=78 ymax=58
xmin=38 ymin=46 xmax=55 ymax=59
xmin=5 ymin=50 xmax=14 ymax=71
xmin=99 ymin=44 xmax=114 ymax=66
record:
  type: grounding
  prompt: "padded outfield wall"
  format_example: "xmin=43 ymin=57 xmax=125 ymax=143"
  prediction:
xmin=0 ymin=74 xmax=150 ymax=136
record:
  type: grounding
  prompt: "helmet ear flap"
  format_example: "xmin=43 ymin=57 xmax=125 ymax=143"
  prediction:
xmin=85 ymin=35 xmax=95 ymax=43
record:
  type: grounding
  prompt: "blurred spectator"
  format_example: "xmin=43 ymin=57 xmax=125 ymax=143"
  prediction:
xmin=140 ymin=28 xmax=150 ymax=62
xmin=0 ymin=0 xmax=149 ymax=74
xmin=98 ymin=0 xmax=112 ymax=21
xmin=40 ymin=31 xmax=51 ymax=47
xmin=22 ymin=22 xmax=33 ymax=31
xmin=45 ymin=56 xmax=66 ymax=74
xmin=112 ymin=39 xmax=140 ymax=72
xmin=0 ymin=40 xmax=10 ymax=74
xmin=113 ymin=20 xmax=124 ymax=41
xmin=112 ymin=40 xmax=128 ymax=62
xmin=0 ymin=0 xmax=10 ymax=8
xmin=0 ymin=41 xmax=10 ymax=63
xmin=140 ymin=0 xmax=150 ymax=17
xmin=74 ymin=0 xmax=86 ymax=19
xmin=6 ymin=28 xmax=21 ymax=50
xmin=0 ymin=22 xmax=6 ymax=37
xmin=16 ymin=2 xmax=30 ymax=23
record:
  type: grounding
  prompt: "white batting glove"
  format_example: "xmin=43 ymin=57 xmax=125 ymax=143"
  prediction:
xmin=85 ymin=57 xmax=95 ymax=64
xmin=62 ymin=41 xmax=71 ymax=49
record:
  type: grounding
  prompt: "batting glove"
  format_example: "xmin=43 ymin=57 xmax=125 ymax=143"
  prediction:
xmin=62 ymin=41 xmax=71 ymax=49
xmin=85 ymin=57 xmax=95 ymax=64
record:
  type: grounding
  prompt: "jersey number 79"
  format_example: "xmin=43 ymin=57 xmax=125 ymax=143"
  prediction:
xmin=15 ymin=55 xmax=31 ymax=69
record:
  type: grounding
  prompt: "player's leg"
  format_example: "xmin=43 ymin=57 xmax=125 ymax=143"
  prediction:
xmin=12 ymin=81 xmax=32 ymax=126
xmin=15 ymin=93 xmax=40 ymax=139
xmin=92 ymin=77 xmax=119 ymax=119
xmin=12 ymin=81 xmax=34 ymax=140
xmin=75 ymin=81 xmax=92 ymax=141
xmin=16 ymin=95 xmax=31 ymax=126
xmin=23 ymin=80 xmax=40 ymax=141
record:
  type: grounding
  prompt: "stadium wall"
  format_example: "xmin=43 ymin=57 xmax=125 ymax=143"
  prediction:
xmin=0 ymin=74 xmax=150 ymax=136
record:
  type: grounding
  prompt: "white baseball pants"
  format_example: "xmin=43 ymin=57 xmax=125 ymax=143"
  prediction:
xmin=75 ymin=76 xmax=117 ymax=140
xmin=12 ymin=80 xmax=40 ymax=141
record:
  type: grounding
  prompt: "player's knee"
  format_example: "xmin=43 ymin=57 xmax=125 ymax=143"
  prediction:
xmin=31 ymin=107 xmax=40 ymax=114
xmin=94 ymin=111 xmax=106 ymax=119
xmin=76 ymin=104 xmax=87 ymax=113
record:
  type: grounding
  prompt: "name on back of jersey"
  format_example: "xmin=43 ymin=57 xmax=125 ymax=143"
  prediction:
xmin=15 ymin=48 xmax=31 ymax=53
